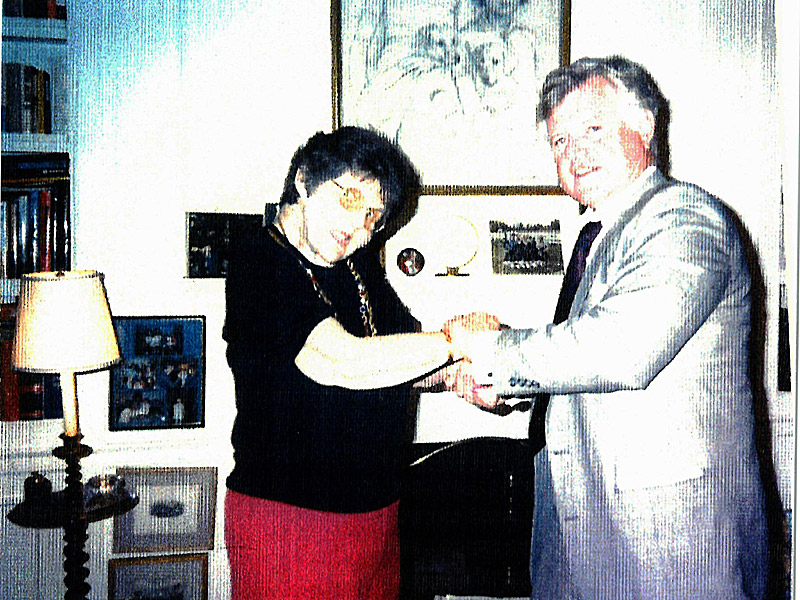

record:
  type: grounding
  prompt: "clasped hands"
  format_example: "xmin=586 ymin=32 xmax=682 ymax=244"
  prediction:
xmin=440 ymin=312 xmax=504 ymax=411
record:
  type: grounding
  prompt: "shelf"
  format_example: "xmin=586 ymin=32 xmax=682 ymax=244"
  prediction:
xmin=2 ymin=17 xmax=67 ymax=42
xmin=1 ymin=132 xmax=69 ymax=154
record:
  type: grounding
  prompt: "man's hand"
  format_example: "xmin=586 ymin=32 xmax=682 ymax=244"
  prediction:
xmin=443 ymin=360 xmax=503 ymax=411
xmin=443 ymin=312 xmax=501 ymax=362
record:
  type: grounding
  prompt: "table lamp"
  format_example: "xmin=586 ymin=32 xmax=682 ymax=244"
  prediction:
xmin=12 ymin=270 xmax=121 ymax=437
xmin=6 ymin=270 xmax=136 ymax=600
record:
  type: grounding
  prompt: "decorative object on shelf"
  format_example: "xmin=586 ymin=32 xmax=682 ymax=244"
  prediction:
xmin=108 ymin=553 xmax=208 ymax=600
xmin=490 ymin=218 xmax=565 ymax=275
xmin=113 ymin=466 xmax=217 ymax=553
xmin=333 ymin=0 xmax=569 ymax=192
xmin=6 ymin=269 xmax=137 ymax=600
xmin=397 ymin=247 xmax=425 ymax=276
xmin=108 ymin=316 xmax=206 ymax=431
xmin=433 ymin=214 xmax=480 ymax=277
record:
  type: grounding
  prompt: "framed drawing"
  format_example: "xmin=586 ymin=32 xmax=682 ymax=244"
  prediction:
xmin=109 ymin=316 xmax=205 ymax=431
xmin=109 ymin=553 xmax=208 ymax=600
xmin=333 ymin=0 xmax=571 ymax=193
xmin=113 ymin=467 xmax=217 ymax=553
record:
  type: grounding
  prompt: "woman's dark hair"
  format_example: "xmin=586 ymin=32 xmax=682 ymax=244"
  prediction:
xmin=537 ymin=55 xmax=671 ymax=173
xmin=277 ymin=126 xmax=420 ymax=228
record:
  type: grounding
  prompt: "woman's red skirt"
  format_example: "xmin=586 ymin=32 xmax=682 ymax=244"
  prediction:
xmin=225 ymin=489 xmax=400 ymax=600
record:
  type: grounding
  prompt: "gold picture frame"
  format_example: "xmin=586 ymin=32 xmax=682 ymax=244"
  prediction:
xmin=332 ymin=0 xmax=571 ymax=194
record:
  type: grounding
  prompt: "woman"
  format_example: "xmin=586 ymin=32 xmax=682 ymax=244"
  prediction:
xmin=223 ymin=126 xmax=457 ymax=599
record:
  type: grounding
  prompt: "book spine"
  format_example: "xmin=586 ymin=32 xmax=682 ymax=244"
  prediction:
xmin=17 ymin=373 xmax=44 ymax=421
xmin=0 ymin=199 xmax=7 ymax=279
xmin=0 ymin=304 xmax=19 ymax=422
xmin=28 ymin=189 xmax=39 ymax=274
xmin=16 ymin=192 xmax=29 ymax=274
xmin=6 ymin=196 xmax=19 ymax=279
xmin=41 ymin=374 xmax=62 ymax=419
xmin=21 ymin=65 xmax=36 ymax=133
xmin=3 ymin=63 xmax=22 ymax=133
xmin=38 ymin=188 xmax=53 ymax=271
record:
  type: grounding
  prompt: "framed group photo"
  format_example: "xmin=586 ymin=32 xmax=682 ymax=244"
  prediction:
xmin=113 ymin=467 xmax=217 ymax=553
xmin=333 ymin=0 xmax=571 ymax=192
xmin=109 ymin=316 xmax=205 ymax=431
xmin=109 ymin=553 xmax=208 ymax=600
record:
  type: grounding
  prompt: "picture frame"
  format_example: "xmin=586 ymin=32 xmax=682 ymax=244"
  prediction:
xmin=108 ymin=553 xmax=208 ymax=600
xmin=109 ymin=316 xmax=205 ymax=431
xmin=113 ymin=467 xmax=217 ymax=553
xmin=186 ymin=211 xmax=271 ymax=278
xmin=490 ymin=218 xmax=564 ymax=275
xmin=333 ymin=0 xmax=571 ymax=193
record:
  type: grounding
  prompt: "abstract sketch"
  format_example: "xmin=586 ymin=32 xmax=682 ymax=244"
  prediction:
xmin=337 ymin=0 xmax=568 ymax=189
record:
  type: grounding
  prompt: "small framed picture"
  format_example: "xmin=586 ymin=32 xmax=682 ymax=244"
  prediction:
xmin=113 ymin=467 xmax=217 ymax=553
xmin=109 ymin=316 xmax=205 ymax=431
xmin=186 ymin=209 xmax=275 ymax=278
xmin=109 ymin=553 xmax=208 ymax=600
xmin=490 ymin=219 xmax=564 ymax=275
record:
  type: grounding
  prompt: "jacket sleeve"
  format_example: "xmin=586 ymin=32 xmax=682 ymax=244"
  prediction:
xmin=491 ymin=183 xmax=745 ymax=397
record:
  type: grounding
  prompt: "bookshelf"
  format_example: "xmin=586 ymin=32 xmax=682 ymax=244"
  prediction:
xmin=1 ymin=4 xmax=71 ymax=433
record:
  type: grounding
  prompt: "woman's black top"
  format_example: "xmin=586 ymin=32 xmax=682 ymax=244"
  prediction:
xmin=223 ymin=223 xmax=417 ymax=513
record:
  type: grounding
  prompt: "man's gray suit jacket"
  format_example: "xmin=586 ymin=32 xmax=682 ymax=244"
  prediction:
xmin=492 ymin=169 xmax=768 ymax=599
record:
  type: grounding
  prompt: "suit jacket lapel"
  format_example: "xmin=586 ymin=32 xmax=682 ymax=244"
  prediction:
xmin=569 ymin=170 xmax=675 ymax=319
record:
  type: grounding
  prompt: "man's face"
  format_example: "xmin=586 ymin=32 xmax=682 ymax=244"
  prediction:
xmin=546 ymin=77 xmax=654 ymax=208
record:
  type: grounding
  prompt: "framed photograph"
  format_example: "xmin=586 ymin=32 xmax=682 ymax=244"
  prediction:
xmin=333 ymin=0 xmax=570 ymax=192
xmin=186 ymin=211 xmax=268 ymax=278
xmin=113 ymin=467 xmax=217 ymax=553
xmin=490 ymin=218 xmax=564 ymax=275
xmin=109 ymin=553 xmax=208 ymax=600
xmin=109 ymin=316 xmax=205 ymax=431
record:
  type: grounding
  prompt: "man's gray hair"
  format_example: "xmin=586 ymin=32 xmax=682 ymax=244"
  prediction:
xmin=537 ymin=56 xmax=671 ymax=172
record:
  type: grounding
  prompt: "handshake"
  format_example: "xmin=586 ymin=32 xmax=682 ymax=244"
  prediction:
xmin=440 ymin=312 xmax=505 ymax=411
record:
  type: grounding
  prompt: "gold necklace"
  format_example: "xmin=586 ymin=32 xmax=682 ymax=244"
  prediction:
xmin=268 ymin=223 xmax=376 ymax=337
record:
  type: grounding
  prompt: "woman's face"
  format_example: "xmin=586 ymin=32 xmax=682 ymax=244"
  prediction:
xmin=295 ymin=171 xmax=386 ymax=265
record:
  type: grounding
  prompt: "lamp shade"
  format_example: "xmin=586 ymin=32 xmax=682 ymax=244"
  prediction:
xmin=12 ymin=271 xmax=120 ymax=374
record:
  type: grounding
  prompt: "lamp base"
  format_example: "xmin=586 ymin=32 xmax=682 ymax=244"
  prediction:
xmin=6 ymin=434 xmax=138 ymax=600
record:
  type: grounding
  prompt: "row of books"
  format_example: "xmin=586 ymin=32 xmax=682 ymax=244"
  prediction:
xmin=2 ymin=0 xmax=66 ymax=19
xmin=1 ymin=152 xmax=71 ymax=280
xmin=0 ymin=303 xmax=62 ymax=421
xmin=1 ymin=185 xmax=70 ymax=278
xmin=2 ymin=62 xmax=53 ymax=134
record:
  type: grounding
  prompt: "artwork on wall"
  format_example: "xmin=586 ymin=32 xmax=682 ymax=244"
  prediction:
xmin=113 ymin=467 xmax=217 ymax=553
xmin=109 ymin=316 xmax=205 ymax=431
xmin=108 ymin=553 xmax=208 ymax=600
xmin=333 ymin=0 xmax=570 ymax=192
xmin=490 ymin=219 xmax=564 ymax=275
xmin=186 ymin=211 xmax=265 ymax=278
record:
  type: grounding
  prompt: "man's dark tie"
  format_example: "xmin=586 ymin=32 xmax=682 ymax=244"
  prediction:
xmin=530 ymin=220 xmax=602 ymax=444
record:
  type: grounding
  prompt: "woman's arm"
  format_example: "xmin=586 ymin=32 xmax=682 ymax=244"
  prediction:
xmin=295 ymin=317 xmax=454 ymax=390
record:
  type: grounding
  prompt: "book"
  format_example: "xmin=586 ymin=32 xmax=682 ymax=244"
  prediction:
xmin=0 ymin=303 xmax=19 ymax=421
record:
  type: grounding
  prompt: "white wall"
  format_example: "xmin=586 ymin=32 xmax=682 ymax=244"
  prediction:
xmin=4 ymin=0 xmax=788 ymax=598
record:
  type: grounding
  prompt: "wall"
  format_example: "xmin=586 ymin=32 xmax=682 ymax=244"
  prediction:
xmin=0 ymin=0 xmax=794 ymax=598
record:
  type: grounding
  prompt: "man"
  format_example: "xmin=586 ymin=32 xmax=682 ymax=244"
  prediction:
xmin=445 ymin=56 xmax=768 ymax=599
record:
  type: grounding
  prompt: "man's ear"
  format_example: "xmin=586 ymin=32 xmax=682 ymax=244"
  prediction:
xmin=294 ymin=170 xmax=308 ymax=198
xmin=639 ymin=110 xmax=656 ymax=148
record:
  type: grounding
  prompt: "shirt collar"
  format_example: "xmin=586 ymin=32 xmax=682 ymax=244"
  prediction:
xmin=579 ymin=166 xmax=657 ymax=228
